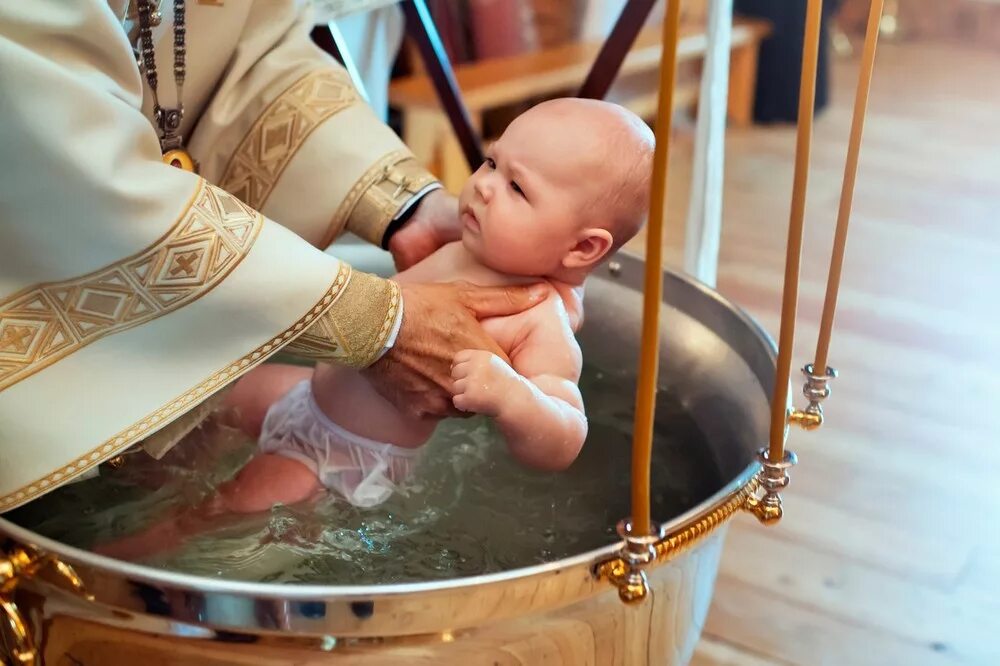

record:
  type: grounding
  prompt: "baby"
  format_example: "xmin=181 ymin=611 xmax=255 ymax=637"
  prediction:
xmin=97 ymin=98 xmax=653 ymax=559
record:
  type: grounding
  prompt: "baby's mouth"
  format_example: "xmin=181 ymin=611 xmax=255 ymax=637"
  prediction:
xmin=462 ymin=207 xmax=481 ymax=233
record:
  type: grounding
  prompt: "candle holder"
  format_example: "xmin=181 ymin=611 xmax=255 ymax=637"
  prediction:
xmin=789 ymin=363 xmax=837 ymax=430
xmin=746 ymin=448 xmax=797 ymax=525
xmin=595 ymin=519 xmax=665 ymax=603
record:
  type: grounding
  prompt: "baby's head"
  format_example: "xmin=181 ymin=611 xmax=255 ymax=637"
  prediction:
xmin=458 ymin=98 xmax=654 ymax=283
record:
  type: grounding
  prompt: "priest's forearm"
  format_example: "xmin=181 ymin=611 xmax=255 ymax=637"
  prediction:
xmin=189 ymin=1 xmax=442 ymax=251
xmin=282 ymin=266 xmax=402 ymax=368
xmin=339 ymin=154 xmax=441 ymax=250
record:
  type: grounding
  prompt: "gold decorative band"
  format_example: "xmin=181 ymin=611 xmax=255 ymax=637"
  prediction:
xmin=218 ymin=70 xmax=359 ymax=211
xmin=284 ymin=269 xmax=400 ymax=368
xmin=0 ymin=269 xmax=354 ymax=511
xmin=596 ymin=477 xmax=760 ymax=594
xmin=337 ymin=152 xmax=440 ymax=247
xmin=656 ymin=478 xmax=760 ymax=560
xmin=0 ymin=181 xmax=262 ymax=393
xmin=138 ymin=389 xmax=230 ymax=460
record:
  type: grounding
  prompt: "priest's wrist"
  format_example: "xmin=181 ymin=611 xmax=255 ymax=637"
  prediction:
xmin=383 ymin=188 xmax=462 ymax=272
xmin=374 ymin=278 xmax=405 ymax=362
xmin=381 ymin=185 xmax=446 ymax=250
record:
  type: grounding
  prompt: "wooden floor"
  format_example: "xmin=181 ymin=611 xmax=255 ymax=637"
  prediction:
xmin=623 ymin=40 xmax=1000 ymax=665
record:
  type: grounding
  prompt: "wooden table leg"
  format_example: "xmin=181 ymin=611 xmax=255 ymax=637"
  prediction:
xmin=727 ymin=40 xmax=759 ymax=127
xmin=402 ymin=107 xmax=444 ymax=173
xmin=438 ymin=110 xmax=482 ymax=194
xmin=402 ymin=107 xmax=481 ymax=194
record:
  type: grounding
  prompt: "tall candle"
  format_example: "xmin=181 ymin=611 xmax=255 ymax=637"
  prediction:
xmin=769 ymin=0 xmax=824 ymax=464
xmin=815 ymin=0 xmax=884 ymax=374
xmin=631 ymin=0 xmax=682 ymax=536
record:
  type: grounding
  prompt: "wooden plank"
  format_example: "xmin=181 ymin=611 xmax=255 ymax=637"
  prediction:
xmin=955 ymin=545 xmax=1000 ymax=605
xmin=703 ymin=578 xmax=968 ymax=666
xmin=691 ymin=635 xmax=792 ymax=665
xmin=389 ymin=19 xmax=772 ymax=111
xmin=726 ymin=41 xmax=759 ymax=126
xmin=681 ymin=40 xmax=1000 ymax=663
xmin=719 ymin=525 xmax=1000 ymax=663
xmin=737 ymin=492 xmax=972 ymax=586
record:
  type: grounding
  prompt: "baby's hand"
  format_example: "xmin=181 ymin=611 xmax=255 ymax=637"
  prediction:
xmin=451 ymin=350 xmax=519 ymax=416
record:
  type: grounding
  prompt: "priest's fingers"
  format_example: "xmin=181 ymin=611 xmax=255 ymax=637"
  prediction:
xmin=364 ymin=282 xmax=524 ymax=418
xmin=455 ymin=282 xmax=550 ymax=319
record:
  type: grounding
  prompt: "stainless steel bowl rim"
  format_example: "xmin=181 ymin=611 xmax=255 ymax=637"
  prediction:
xmin=0 ymin=254 xmax=776 ymax=602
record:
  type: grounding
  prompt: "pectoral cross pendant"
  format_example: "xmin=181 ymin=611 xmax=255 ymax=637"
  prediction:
xmin=156 ymin=106 xmax=197 ymax=172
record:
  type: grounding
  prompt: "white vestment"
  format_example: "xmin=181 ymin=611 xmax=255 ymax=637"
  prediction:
xmin=0 ymin=0 xmax=438 ymax=511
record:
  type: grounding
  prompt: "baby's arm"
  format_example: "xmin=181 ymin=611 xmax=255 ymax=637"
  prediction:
xmin=451 ymin=300 xmax=585 ymax=471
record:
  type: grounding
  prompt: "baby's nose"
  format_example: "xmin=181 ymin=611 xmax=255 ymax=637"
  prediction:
xmin=474 ymin=178 xmax=492 ymax=202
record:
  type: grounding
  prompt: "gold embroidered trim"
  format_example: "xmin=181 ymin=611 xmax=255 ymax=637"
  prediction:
xmin=219 ymin=70 xmax=359 ymax=211
xmin=338 ymin=153 xmax=440 ymax=247
xmin=322 ymin=150 xmax=407 ymax=247
xmin=138 ymin=389 xmax=230 ymax=460
xmin=0 ymin=181 xmax=262 ymax=393
xmin=0 ymin=263 xmax=353 ymax=511
xmin=285 ymin=271 xmax=400 ymax=368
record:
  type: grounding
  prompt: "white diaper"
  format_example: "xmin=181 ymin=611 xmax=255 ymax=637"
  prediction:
xmin=258 ymin=380 xmax=420 ymax=508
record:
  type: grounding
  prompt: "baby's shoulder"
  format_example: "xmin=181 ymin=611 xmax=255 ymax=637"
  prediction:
xmin=512 ymin=296 xmax=582 ymax=377
xmin=530 ymin=282 xmax=583 ymax=331
xmin=523 ymin=293 xmax=581 ymax=352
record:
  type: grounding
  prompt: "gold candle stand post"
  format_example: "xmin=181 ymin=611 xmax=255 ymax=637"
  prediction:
xmin=601 ymin=0 xmax=885 ymax=602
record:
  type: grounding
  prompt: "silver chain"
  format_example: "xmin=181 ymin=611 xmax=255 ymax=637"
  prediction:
xmin=136 ymin=0 xmax=187 ymax=152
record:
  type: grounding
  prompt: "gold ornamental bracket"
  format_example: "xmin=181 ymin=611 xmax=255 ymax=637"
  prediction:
xmin=756 ymin=0 xmax=885 ymax=527
xmin=600 ymin=0 xmax=886 ymax=603
xmin=597 ymin=483 xmax=761 ymax=603
xmin=788 ymin=363 xmax=838 ymax=431
xmin=1 ymin=544 xmax=91 ymax=665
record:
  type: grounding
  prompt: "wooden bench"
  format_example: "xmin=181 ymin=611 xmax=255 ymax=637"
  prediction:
xmin=390 ymin=16 xmax=772 ymax=191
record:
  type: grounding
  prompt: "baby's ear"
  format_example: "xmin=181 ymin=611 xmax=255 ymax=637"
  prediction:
xmin=563 ymin=228 xmax=614 ymax=270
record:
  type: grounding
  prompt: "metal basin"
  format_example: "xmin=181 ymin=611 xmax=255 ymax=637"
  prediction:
xmin=0 ymin=252 xmax=774 ymax=664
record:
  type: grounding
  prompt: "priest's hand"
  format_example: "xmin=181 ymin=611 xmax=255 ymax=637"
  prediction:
xmin=388 ymin=189 xmax=462 ymax=270
xmin=364 ymin=281 xmax=550 ymax=419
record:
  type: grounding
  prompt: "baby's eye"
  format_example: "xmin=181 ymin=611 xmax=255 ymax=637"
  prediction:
xmin=484 ymin=157 xmax=496 ymax=170
xmin=510 ymin=181 xmax=526 ymax=198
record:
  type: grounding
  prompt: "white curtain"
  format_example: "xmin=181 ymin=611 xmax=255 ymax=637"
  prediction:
xmin=314 ymin=1 xmax=406 ymax=122
xmin=579 ymin=0 xmax=665 ymax=40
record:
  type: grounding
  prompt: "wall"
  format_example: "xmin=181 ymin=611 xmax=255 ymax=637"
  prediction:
xmin=839 ymin=0 xmax=1000 ymax=47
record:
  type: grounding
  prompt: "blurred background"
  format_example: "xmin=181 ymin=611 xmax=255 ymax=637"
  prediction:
xmin=323 ymin=1 xmax=1000 ymax=663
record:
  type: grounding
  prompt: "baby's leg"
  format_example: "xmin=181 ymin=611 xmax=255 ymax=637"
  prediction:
xmin=212 ymin=454 xmax=322 ymax=514
xmin=95 ymin=454 xmax=321 ymax=561
xmin=222 ymin=363 xmax=314 ymax=438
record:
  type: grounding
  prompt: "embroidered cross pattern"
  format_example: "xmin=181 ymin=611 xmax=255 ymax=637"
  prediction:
xmin=0 ymin=182 xmax=262 ymax=391
xmin=169 ymin=251 xmax=201 ymax=277
xmin=0 ymin=325 xmax=35 ymax=354
xmin=220 ymin=70 xmax=359 ymax=210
